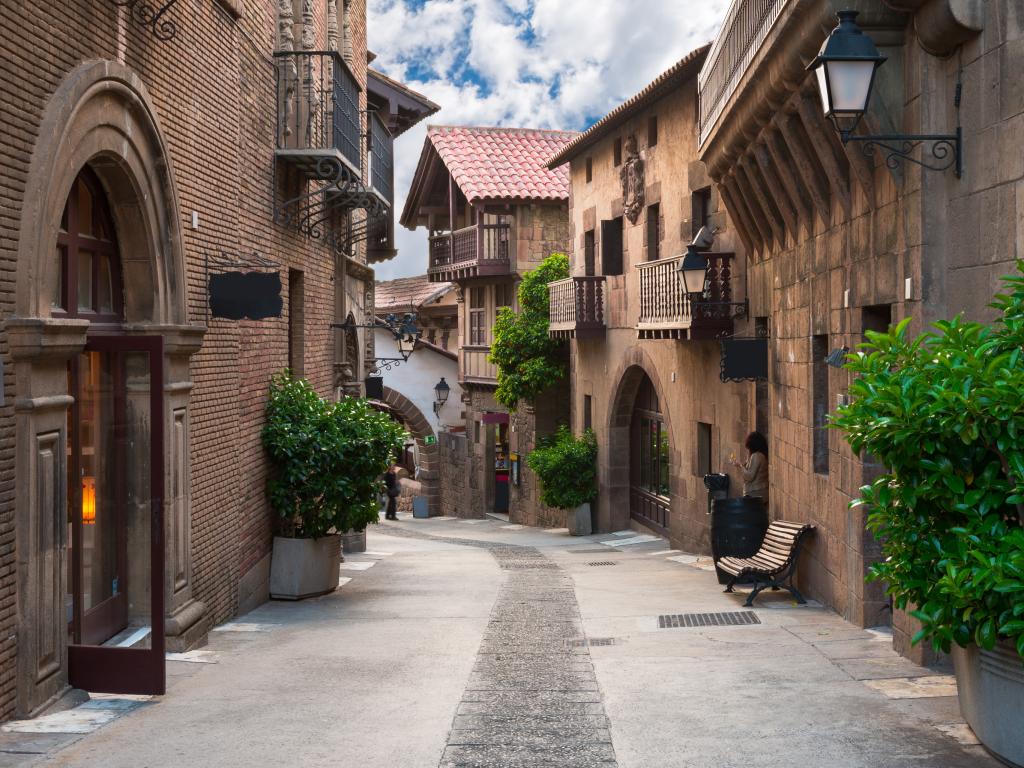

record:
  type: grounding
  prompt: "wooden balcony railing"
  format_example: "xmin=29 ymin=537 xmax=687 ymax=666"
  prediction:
xmin=548 ymin=277 xmax=606 ymax=340
xmin=428 ymin=222 xmax=512 ymax=282
xmin=697 ymin=0 xmax=789 ymax=148
xmin=461 ymin=345 xmax=498 ymax=383
xmin=636 ymin=252 xmax=736 ymax=340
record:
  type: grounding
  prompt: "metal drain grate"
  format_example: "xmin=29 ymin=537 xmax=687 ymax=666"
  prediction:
xmin=587 ymin=561 xmax=617 ymax=567
xmin=566 ymin=637 xmax=617 ymax=648
xmin=658 ymin=611 xmax=761 ymax=628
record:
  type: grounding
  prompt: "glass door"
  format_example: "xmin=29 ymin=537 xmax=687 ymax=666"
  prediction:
xmin=68 ymin=335 xmax=165 ymax=695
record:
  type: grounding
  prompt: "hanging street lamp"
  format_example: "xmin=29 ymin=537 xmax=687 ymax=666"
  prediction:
xmin=807 ymin=10 xmax=962 ymax=176
xmin=330 ymin=309 xmax=423 ymax=372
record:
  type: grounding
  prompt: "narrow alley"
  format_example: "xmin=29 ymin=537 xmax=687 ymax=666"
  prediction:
xmin=3 ymin=515 xmax=996 ymax=768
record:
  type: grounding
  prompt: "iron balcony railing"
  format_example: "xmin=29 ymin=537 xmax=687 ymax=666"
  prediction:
xmin=548 ymin=276 xmax=606 ymax=339
xmin=275 ymin=50 xmax=361 ymax=171
xmin=367 ymin=111 xmax=394 ymax=205
xmin=636 ymin=252 xmax=735 ymax=338
xmin=427 ymin=222 xmax=512 ymax=280
xmin=698 ymin=0 xmax=789 ymax=148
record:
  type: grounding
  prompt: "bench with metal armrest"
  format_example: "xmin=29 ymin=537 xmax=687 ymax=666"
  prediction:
xmin=717 ymin=520 xmax=815 ymax=607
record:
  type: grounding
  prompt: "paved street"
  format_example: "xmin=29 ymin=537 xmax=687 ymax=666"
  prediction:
xmin=2 ymin=516 xmax=998 ymax=768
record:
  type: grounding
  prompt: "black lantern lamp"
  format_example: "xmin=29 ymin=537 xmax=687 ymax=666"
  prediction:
xmin=808 ymin=10 xmax=962 ymax=176
xmin=331 ymin=309 xmax=423 ymax=371
xmin=433 ymin=377 xmax=451 ymax=414
xmin=679 ymin=247 xmax=710 ymax=297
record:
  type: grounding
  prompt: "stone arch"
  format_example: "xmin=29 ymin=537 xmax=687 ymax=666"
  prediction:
xmin=381 ymin=386 xmax=440 ymax=516
xmin=13 ymin=59 xmax=187 ymax=324
xmin=6 ymin=60 xmax=201 ymax=716
xmin=603 ymin=346 xmax=678 ymax=535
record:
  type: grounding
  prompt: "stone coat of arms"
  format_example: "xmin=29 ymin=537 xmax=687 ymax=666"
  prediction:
xmin=620 ymin=135 xmax=645 ymax=224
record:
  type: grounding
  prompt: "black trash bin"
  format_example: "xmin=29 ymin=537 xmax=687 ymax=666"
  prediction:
xmin=710 ymin=497 xmax=768 ymax=584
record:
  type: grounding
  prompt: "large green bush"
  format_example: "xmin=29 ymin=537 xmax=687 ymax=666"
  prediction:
xmin=831 ymin=265 xmax=1024 ymax=659
xmin=526 ymin=426 xmax=598 ymax=510
xmin=489 ymin=253 xmax=569 ymax=409
xmin=262 ymin=372 xmax=406 ymax=538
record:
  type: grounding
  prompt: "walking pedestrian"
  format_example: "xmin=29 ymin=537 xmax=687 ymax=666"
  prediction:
xmin=730 ymin=431 xmax=769 ymax=507
xmin=384 ymin=462 xmax=399 ymax=520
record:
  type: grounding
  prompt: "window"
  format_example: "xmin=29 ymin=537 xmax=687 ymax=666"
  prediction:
xmin=613 ymin=137 xmax=622 ymax=167
xmin=583 ymin=395 xmax=593 ymax=432
xmin=469 ymin=287 xmax=486 ymax=345
xmin=601 ymin=217 xmax=624 ymax=276
xmin=862 ymin=304 xmax=892 ymax=337
xmin=288 ymin=269 xmax=305 ymax=376
xmin=54 ymin=168 xmax=123 ymax=321
xmin=812 ymin=334 xmax=829 ymax=475
xmin=585 ymin=157 xmax=593 ymax=183
xmin=697 ymin=422 xmax=712 ymax=476
xmin=584 ymin=229 xmax=596 ymax=276
xmin=648 ymin=115 xmax=658 ymax=147
xmin=691 ymin=186 xmax=712 ymax=239
xmin=646 ymin=203 xmax=661 ymax=261
xmin=495 ymin=282 xmax=514 ymax=310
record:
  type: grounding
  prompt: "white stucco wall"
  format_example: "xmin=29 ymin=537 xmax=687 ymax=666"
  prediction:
xmin=373 ymin=327 xmax=463 ymax=435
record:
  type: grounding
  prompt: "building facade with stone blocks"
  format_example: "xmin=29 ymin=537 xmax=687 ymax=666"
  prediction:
xmin=547 ymin=45 xmax=761 ymax=553
xmin=0 ymin=0 xmax=433 ymax=718
xmin=401 ymin=126 xmax=576 ymax=523
xmin=695 ymin=0 xmax=1024 ymax=661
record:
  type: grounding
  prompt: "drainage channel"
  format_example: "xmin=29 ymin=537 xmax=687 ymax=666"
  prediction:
xmin=376 ymin=525 xmax=618 ymax=766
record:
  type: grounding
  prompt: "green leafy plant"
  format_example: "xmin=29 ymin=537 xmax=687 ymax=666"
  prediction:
xmin=526 ymin=426 xmax=598 ymax=510
xmin=262 ymin=372 xmax=406 ymax=538
xmin=831 ymin=265 xmax=1024 ymax=659
xmin=490 ymin=253 xmax=570 ymax=409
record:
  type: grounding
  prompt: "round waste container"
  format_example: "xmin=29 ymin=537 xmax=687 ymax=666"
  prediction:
xmin=710 ymin=497 xmax=768 ymax=584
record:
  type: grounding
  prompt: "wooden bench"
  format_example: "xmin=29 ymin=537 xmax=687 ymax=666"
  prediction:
xmin=717 ymin=520 xmax=815 ymax=607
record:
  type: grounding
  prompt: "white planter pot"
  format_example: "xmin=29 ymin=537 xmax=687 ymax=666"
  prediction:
xmin=270 ymin=534 xmax=341 ymax=600
xmin=952 ymin=641 xmax=1024 ymax=767
xmin=567 ymin=503 xmax=592 ymax=536
xmin=342 ymin=529 xmax=366 ymax=554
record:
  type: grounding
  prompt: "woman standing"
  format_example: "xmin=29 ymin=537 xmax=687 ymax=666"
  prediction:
xmin=731 ymin=431 xmax=769 ymax=506
xmin=383 ymin=463 xmax=399 ymax=520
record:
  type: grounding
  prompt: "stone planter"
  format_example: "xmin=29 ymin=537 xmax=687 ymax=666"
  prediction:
xmin=952 ymin=641 xmax=1024 ymax=767
xmin=341 ymin=529 xmax=366 ymax=554
xmin=269 ymin=534 xmax=341 ymax=600
xmin=567 ymin=503 xmax=592 ymax=536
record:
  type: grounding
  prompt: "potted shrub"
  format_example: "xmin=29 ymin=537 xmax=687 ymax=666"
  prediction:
xmin=262 ymin=372 xmax=405 ymax=599
xmin=527 ymin=426 xmax=598 ymax=535
xmin=832 ymin=267 xmax=1024 ymax=767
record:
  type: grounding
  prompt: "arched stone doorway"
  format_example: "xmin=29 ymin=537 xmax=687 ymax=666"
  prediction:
xmin=379 ymin=387 xmax=440 ymax=515
xmin=605 ymin=351 xmax=676 ymax=537
xmin=6 ymin=61 xmax=201 ymax=714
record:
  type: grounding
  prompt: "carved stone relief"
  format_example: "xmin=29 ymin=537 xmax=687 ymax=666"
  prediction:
xmin=620 ymin=135 xmax=645 ymax=224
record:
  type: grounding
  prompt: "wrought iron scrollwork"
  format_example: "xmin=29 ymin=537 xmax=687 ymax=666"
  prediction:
xmin=848 ymin=129 xmax=962 ymax=178
xmin=108 ymin=0 xmax=181 ymax=41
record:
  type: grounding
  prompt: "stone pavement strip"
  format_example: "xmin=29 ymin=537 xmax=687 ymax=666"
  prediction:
xmin=441 ymin=545 xmax=616 ymax=767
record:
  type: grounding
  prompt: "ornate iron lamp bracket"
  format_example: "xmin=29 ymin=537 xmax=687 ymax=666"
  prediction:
xmin=330 ymin=311 xmax=420 ymax=371
xmin=845 ymin=129 xmax=962 ymax=178
xmin=108 ymin=0 xmax=181 ymax=41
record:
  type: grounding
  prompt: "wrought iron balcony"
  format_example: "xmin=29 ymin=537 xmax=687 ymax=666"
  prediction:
xmin=427 ymin=222 xmax=512 ymax=282
xmin=697 ymin=0 xmax=789 ymax=148
xmin=547 ymin=277 xmax=606 ymax=340
xmin=275 ymin=50 xmax=362 ymax=177
xmin=636 ymin=253 xmax=736 ymax=340
xmin=366 ymin=212 xmax=396 ymax=262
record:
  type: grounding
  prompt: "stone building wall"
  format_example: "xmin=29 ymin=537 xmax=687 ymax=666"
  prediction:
xmin=0 ymin=0 xmax=373 ymax=716
xmin=438 ymin=430 xmax=470 ymax=519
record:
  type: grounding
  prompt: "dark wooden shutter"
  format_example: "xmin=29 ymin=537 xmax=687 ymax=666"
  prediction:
xmin=601 ymin=218 xmax=623 ymax=276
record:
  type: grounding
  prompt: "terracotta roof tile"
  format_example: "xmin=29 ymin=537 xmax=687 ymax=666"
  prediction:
xmin=427 ymin=126 xmax=579 ymax=204
xmin=374 ymin=274 xmax=453 ymax=311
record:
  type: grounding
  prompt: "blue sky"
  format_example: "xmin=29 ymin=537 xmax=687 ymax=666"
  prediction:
xmin=368 ymin=0 xmax=731 ymax=279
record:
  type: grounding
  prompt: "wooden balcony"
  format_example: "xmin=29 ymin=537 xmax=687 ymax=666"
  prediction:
xmin=428 ymin=222 xmax=512 ymax=283
xmin=461 ymin=345 xmax=498 ymax=384
xmin=548 ymin=277 xmax=606 ymax=340
xmin=636 ymin=252 xmax=736 ymax=340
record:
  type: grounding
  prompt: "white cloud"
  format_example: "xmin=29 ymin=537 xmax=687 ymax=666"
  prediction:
xmin=369 ymin=0 xmax=731 ymax=280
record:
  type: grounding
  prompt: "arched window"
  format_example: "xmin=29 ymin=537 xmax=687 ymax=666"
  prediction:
xmin=54 ymin=168 xmax=123 ymax=321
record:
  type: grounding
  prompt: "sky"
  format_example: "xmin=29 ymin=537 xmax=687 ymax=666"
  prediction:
xmin=368 ymin=0 xmax=731 ymax=280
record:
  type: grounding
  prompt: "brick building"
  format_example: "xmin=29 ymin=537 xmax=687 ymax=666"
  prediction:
xmin=400 ymin=126 xmax=576 ymax=524
xmin=0 ymin=0 xmax=432 ymax=716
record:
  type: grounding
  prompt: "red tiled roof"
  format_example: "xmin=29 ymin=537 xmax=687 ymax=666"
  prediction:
xmin=427 ymin=126 xmax=579 ymax=204
xmin=546 ymin=44 xmax=711 ymax=168
xmin=374 ymin=274 xmax=454 ymax=311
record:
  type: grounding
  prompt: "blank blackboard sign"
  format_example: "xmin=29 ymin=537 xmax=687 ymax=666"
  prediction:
xmin=209 ymin=271 xmax=283 ymax=320
xmin=720 ymin=338 xmax=768 ymax=382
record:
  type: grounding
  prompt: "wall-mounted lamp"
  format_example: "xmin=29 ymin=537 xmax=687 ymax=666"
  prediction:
xmin=825 ymin=346 xmax=850 ymax=368
xmin=808 ymin=10 xmax=962 ymax=177
xmin=433 ymin=377 xmax=451 ymax=415
xmin=677 ymin=226 xmax=747 ymax=319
